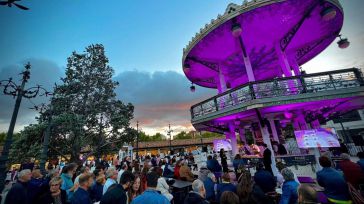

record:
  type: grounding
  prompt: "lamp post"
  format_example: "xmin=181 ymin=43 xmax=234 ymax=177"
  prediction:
xmin=0 ymin=63 xmax=52 ymax=192
xmin=136 ymin=121 xmax=139 ymax=160
xmin=166 ymin=124 xmax=173 ymax=153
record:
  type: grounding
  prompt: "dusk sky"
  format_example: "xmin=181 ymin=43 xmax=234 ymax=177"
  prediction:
xmin=0 ymin=0 xmax=363 ymax=135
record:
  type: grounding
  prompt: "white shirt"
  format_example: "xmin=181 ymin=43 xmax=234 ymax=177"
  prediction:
xmin=103 ymin=178 xmax=116 ymax=195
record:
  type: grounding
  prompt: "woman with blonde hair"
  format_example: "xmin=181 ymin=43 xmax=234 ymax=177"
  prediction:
xmin=35 ymin=176 xmax=67 ymax=204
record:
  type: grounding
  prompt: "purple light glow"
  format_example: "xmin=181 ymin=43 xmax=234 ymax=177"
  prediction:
xmin=183 ymin=0 xmax=343 ymax=89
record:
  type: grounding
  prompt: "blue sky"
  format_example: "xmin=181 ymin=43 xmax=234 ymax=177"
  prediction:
xmin=0 ymin=0 xmax=363 ymax=135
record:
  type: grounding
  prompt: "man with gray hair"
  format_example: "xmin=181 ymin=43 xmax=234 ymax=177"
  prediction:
xmin=102 ymin=168 xmax=118 ymax=194
xmin=279 ymin=168 xmax=299 ymax=204
xmin=4 ymin=169 xmax=32 ymax=204
xmin=184 ymin=179 xmax=209 ymax=204
xmin=337 ymin=153 xmax=364 ymax=188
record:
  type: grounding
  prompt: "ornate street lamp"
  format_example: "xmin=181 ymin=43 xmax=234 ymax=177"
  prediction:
xmin=321 ymin=6 xmax=336 ymax=21
xmin=337 ymin=35 xmax=350 ymax=49
xmin=190 ymin=83 xmax=196 ymax=92
xmin=0 ymin=63 xmax=51 ymax=192
xmin=231 ymin=22 xmax=242 ymax=38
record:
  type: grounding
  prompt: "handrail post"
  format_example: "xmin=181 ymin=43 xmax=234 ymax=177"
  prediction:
xmin=299 ymin=75 xmax=307 ymax=93
xmin=249 ymin=83 xmax=256 ymax=99
xmin=214 ymin=97 xmax=218 ymax=111
xmin=190 ymin=108 xmax=194 ymax=119
xmin=329 ymin=74 xmax=336 ymax=89
xmin=353 ymin=68 xmax=364 ymax=86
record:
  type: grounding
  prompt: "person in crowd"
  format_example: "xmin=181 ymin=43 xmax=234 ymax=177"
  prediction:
xmin=232 ymin=154 xmax=246 ymax=178
xmin=279 ymin=168 xmax=299 ymax=204
xmin=207 ymin=155 xmax=222 ymax=173
xmin=35 ymin=176 xmax=67 ymax=204
xmin=28 ymin=168 xmax=49 ymax=203
xmin=20 ymin=159 xmax=35 ymax=171
xmin=316 ymin=156 xmax=351 ymax=203
xmin=128 ymin=173 xmax=142 ymax=203
xmin=220 ymin=149 xmax=228 ymax=173
xmin=298 ymin=184 xmax=319 ymax=204
xmin=4 ymin=169 xmax=32 ymax=204
xmin=179 ymin=160 xmax=194 ymax=181
xmin=277 ymin=143 xmax=288 ymax=155
xmin=174 ymin=160 xmax=182 ymax=179
xmin=74 ymin=166 xmax=90 ymax=186
xmin=337 ymin=153 xmax=364 ymax=188
xmin=141 ymin=162 xmax=150 ymax=192
xmin=151 ymin=155 xmax=158 ymax=167
xmin=155 ymin=167 xmax=173 ymax=202
xmin=216 ymin=173 xmax=237 ymax=202
xmin=220 ymin=191 xmax=239 ymax=204
xmin=162 ymin=160 xmax=174 ymax=178
xmin=113 ymin=156 xmax=120 ymax=168
xmin=71 ymin=173 xmax=93 ymax=204
xmin=184 ymin=179 xmax=209 ymax=204
xmin=339 ymin=139 xmax=349 ymax=154
xmin=250 ymin=142 xmax=261 ymax=156
xmin=262 ymin=143 xmax=273 ymax=175
xmin=60 ymin=163 xmax=78 ymax=202
xmin=89 ymin=172 xmax=105 ymax=202
xmin=239 ymin=141 xmax=252 ymax=155
xmin=103 ymin=168 xmax=118 ymax=194
xmin=117 ymin=163 xmax=128 ymax=184
xmin=198 ymin=166 xmax=216 ymax=202
xmin=133 ymin=160 xmax=141 ymax=173
xmin=276 ymin=162 xmax=300 ymax=187
xmin=237 ymin=169 xmax=275 ymax=204
xmin=357 ymin=151 xmax=364 ymax=171
xmin=100 ymin=171 xmax=134 ymax=204
xmin=131 ymin=171 xmax=169 ymax=204
xmin=254 ymin=162 xmax=276 ymax=193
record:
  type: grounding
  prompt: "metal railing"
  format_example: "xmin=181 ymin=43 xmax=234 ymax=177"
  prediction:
xmin=191 ymin=68 xmax=364 ymax=119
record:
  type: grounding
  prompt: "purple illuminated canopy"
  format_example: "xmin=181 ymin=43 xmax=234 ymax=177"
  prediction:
xmin=182 ymin=0 xmax=343 ymax=89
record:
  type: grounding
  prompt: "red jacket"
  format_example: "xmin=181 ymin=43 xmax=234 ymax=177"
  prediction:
xmin=174 ymin=165 xmax=180 ymax=179
xmin=338 ymin=160 xmax=364 ymax=188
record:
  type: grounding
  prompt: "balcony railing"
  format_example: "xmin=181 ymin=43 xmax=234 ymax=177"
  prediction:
xmin=191 ymin=68 xmax=364 ymax=119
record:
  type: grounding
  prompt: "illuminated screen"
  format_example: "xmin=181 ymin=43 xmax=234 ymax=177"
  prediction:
xmin=213 ymin=139 xmax=232 ymax=151
xmin=294 ymin=128 xmax=340 ymax=148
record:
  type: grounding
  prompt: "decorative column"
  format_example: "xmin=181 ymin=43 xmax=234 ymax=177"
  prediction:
xmin=228 ymin=122 xmax=238 ymax=156
xmin=237 ymin=36 xmax=255 ymax=82
xmin=217 ymin=67 xmax=227 ymax=94
xmin=311 ymin=119 xmax=320 ymax=129
xmin=259 ymin=123 xmax=279 ymax=176
xmin=268 ymin=118 xmax=279 ymax=142
xmin=290 ymin=57 xmax=301 ymax=76
xmin=239 ymin=128 xmax=247 ymax=144
xmin=292 ymin=119 xmax=300 ymax=130
xmin=275 ymin=44 xmax=297 ymax=93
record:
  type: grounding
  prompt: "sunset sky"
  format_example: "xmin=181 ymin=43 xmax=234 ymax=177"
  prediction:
xmin=0 ymin=0 xmax=363 ymax=136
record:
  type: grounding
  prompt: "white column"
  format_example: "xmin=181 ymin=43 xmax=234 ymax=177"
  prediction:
xmin=229 ymin=122 xmax=238 ymax=156
xmin=239 ymin=128 xmax=247 ymax=144
xmin=217 ymin=67 xmax=227 ymax=94
xmin=260 ymin=123 xmax=279 ymax=176
xmin=297 ymin=113 xmax=308 ymax=130
xmin=268 ymin=118 xmax=279 ymax=142
xmin=293 ymin=119 xmax=300 ymax=130
xmin=275 ymin=44 xmax=297 ymax=93
xmin=291 ymin=57 xmax=301 ymax=76
xmin=238 ymin=37 xmax=255 ymax=82
xmin=311 ymin=119 xmax=320 ymax=129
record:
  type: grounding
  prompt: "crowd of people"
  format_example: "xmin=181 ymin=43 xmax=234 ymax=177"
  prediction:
xmin=2 ymin=146 xmax=364 ymax=204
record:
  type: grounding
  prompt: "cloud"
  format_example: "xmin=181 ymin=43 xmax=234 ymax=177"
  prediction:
xmin=114 ymin=70 xmax=215 ymax=134
xmin=0 ymin=63 xmax=215 ymax=135
xmin=0 ymin=59 xmax=63 ymax=132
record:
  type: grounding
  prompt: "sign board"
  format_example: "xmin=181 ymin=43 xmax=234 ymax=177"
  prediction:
xmin=294 ymin=128 xmax=340 ymax=148
xmin=213 ymin=139 xmax=232 ymax=152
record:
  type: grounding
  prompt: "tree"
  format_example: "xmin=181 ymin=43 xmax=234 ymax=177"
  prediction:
xmin=11 ymin=44 xmax=134 ymax=163
xmin=174 ymin=131 xmax=193 ymax=140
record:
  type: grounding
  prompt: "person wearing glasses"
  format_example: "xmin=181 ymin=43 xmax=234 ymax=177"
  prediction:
xmin=35 ymin=176 xmax=67 ymax=204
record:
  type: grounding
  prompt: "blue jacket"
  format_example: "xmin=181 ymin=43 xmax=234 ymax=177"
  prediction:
xmin=316 ymin=167 xmax=350 ymax=201
xmin=357 ymin=159 xmax=364 ymax=172
xmin=61 ymin=173 xmax=74 ymax=202
xmin=232 ymin=159 xmax=246 ymax=171
xmin=202 ymin=177 xmax=215 ymax=200
xmin=254 ymin=170 xmax=276 ymax=193
xmin=131 ymin=189 xmax=170 ymax=204
xmin=90 ymin=182 xmax=103 ymax=202
xmin=207 ymin=159 xmax=222 ymax=173
xmin=216 ymin=183 xmax=236 ymax=202
xmin=279 ymin=180 xmax=299 ymax=204
xmin=71 ymin=187 xmax=92 ymax=204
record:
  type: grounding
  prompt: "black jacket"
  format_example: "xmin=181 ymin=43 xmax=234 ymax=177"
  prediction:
xmin=35 ymin=189 xmax=67 ymax=204
xmin=5 ymin=181 xmax=29 ymax=204
xmin=100 ymin=184 xmax=127 ymax=204
xmin=184 ymin=192 xmax=209 ymax=204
